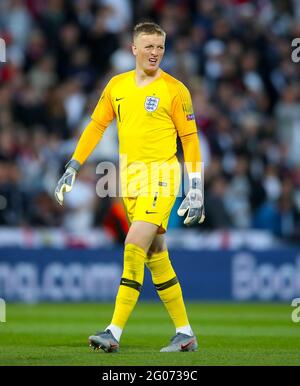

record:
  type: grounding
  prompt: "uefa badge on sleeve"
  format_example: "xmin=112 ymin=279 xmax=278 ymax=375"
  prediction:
xmin=145 ymin=96 xmax=160 ymax=112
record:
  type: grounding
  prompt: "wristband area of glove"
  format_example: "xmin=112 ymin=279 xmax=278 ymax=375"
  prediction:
xmin=188 ymin=172 xmax=202 ymax=190
xmin=65 ymin=159 xmax=81 ymax=173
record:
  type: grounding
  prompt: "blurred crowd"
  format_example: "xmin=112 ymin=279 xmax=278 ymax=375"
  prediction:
xmin=0 ymin=0 xmax=300 ymax=243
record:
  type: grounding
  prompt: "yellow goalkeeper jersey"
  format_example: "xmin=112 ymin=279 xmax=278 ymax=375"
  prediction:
xmin=92 ymin=70 xmax=197 ymax=162
xmin=91 ymin=70 xmax=197 ymax=195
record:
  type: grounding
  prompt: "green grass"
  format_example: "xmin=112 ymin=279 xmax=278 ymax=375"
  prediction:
xmin=0 ymin=302 xmax=300 ymax=366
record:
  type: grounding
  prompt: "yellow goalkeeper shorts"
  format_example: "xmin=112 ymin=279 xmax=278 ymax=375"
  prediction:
xmin=123 ymin=193 xmax=177 ymax=234
xmin=122 ymin=158 xmax=181 ymax=233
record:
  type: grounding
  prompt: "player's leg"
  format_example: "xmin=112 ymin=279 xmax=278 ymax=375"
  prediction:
xmin=89 ymin=220 xmax=158 ymax=352
xmin=108 ymin=221 xmax=158 ymax=330
xmin=146 ymin=234 xmax=198 ymax=352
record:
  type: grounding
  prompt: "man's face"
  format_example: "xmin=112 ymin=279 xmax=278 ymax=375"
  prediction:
xmin=132 ymin=33 xmax=165 ymax=74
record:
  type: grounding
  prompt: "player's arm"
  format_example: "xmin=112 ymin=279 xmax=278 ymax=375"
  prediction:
xmin=54 ymin=119 xmax=107 ymax=206
xmin=55 ymin=82 xmax=115 ymax=206
xmin=172 ymin=83 xmax=205 ymax=225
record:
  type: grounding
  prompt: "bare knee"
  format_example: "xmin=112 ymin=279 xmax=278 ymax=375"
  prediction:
xmin=125 ymin=221 xmax=159 ymax=254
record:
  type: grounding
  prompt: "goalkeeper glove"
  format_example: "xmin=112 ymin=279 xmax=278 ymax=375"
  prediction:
xmin=54 ymin=159 xmax=81 ymax=206
xmin=177 ymin=173 xmax=205 ymax=226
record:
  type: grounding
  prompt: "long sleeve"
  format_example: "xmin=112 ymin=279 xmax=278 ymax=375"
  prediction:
xmin=171 ymin=82 xmax=198 ymax=138
xmin=72 ymin=119 xmax=107 ymax=165
xmin=180 ymin=132 xmax=202 ymax=174
xmin=72 ymin=79 xmax=116 ymax=165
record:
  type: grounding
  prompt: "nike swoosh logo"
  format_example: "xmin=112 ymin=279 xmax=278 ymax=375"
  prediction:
xmin=145 ymin=210 xmax=157 ymax=214
xmin=109 ymin=343 xmax=119 ymax=348
xmin=116 ymin=97 xmax=125 ymax=101
xmin=181 ymin=340 xmax=195 ymax=351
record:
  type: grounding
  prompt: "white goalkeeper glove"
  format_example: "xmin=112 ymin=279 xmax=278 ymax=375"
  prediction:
xmin=54 ymin=159 xmax=81 ymax=206
xmin=177 ymin=173 xmax=205 ymax=226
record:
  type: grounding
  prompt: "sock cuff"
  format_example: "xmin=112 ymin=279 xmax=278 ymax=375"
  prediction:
xmin=176 ymin=325 xmax=193 ymax=336
xmin=106 ymin=324 xmax=123 ymax=342
xmin=125 ymin=243 xmax=146 ymax=258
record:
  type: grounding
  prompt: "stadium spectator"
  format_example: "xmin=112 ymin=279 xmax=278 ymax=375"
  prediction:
xmin=0 ymin=0 xmax=299 ymax=243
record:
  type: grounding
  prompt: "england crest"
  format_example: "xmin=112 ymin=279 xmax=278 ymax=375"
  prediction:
xmin=144 ymin=96 xmax=160 ymax=112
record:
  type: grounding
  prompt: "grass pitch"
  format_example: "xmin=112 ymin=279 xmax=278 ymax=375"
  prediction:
xmin=0 ymin=302 xmax=299 ymax=366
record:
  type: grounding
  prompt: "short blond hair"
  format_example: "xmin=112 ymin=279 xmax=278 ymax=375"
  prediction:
xmin=133 ymin=22 xmax=166 ymax=40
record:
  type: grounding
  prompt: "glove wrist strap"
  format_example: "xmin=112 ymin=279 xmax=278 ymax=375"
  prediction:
xmin=65 ymin=159 xmax=81 ymax=173
xmin=188 ymin=172 xmax=202 ymax=190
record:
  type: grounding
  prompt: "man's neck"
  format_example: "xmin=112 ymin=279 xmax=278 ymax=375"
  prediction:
xmin=135 ymin=67 xmax=161 ymax=87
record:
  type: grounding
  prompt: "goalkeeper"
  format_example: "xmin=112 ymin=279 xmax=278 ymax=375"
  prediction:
xmin=55 ymin=22 xmax=204 ymax=353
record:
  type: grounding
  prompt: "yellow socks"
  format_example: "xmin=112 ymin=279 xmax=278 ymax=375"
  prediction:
xmin=110 ymin=243 xmax=145 ymax=333
xmin=146 ymin=249 xmax=190 ymax=329
xmin=108 ymin=245 xmax=191 ymax=342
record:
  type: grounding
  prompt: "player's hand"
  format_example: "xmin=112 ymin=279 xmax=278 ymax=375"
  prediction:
xmin=177 ymin=175 xmax=205 ymax=226
xmin=54 ymin=160 xmax=81 ymax=206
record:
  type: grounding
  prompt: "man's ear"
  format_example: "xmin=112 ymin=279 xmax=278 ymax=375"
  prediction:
xmin=132 ymin=43 xmax=137 ymax=56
